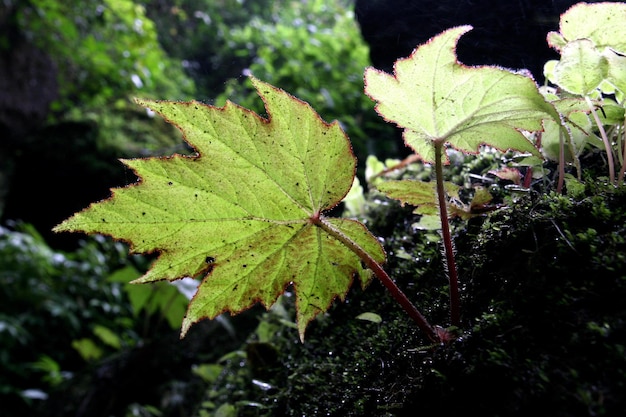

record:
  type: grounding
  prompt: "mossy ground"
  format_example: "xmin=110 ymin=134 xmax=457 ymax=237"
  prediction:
xmin=194 ymin=157 xmax=626 ymax=417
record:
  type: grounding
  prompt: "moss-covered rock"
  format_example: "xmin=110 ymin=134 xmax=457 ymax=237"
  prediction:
xmin=194 ymin=166 xmax=626 ymax=417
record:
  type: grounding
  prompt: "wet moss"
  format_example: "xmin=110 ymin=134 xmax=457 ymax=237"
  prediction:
xmin=196 ymin=171 xmax=626 ymax=417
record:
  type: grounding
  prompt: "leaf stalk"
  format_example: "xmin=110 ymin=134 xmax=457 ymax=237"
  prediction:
xmin=314 ymin=216 xmax=440 ymax=343
xmin=434 ymin=142 xmax=461 ymax=327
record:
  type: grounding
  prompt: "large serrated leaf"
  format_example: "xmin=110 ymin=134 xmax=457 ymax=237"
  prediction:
xmin=54 ymin=77 xmax=385 ymax=341
xmin=364 ymin=26 xmax=559 ymax=164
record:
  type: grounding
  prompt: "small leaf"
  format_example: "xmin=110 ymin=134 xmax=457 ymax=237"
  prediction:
xmin=342 ymin=177 xmax=366 ymax=218
xmin=553 ymin=39 xmax=608 ymax=95
xmin=55 ymin=77 xmax=385 ymax=341
xmin=376 ymin=179 xmax=459 ymax=216
xmin=489 ymin=167 xmax=522 ymax=185
xmin=93 ymin=325 xmax=122 ymax=350
xmin=72 ymin=338 xmax=103 ymax=362
xmin=356 ymin=312 xmax=382 ymax=323
xmin=449 ymin=186 xmax=499 ymax=220
xmin=364 ymin=26 xmax=558 ymax=163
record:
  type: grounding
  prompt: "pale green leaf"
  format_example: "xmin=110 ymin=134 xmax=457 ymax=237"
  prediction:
xmin=54 ymin=77 xmax=385 ymax=341
xmin=542 ymin=111 xmax=592 ymax=162
xmin=604 ymin=49 xmax=626 ymax=96
xmin=551 ymin=2 xmax=626 ymax=53
xmin=376 ymin=180 xmax=439 ymax=216
xmin=342 ymin=177 xmax=366 ymax=218
xmin=364 ymin=26 xmax=558 ymax=164
xmin=553 ymin=39 xmax=608 ymax=95
xmin=412 ymin=215 xmax=442 ymax=231
xmin=356 ymin=312 xmax=382 ymax=323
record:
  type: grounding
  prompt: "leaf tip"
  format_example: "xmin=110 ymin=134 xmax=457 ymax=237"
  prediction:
xmin=51 ymin=215 xmax=82 ymax=235
xmin=51 ymin=221 xmax=67 ymax=234
xmin=133 ymin=96 xmax=154 ymax=109
xmin=180 ymin=316 xmax=194 ymax=339
xmin=297 ymin=324 xmax=307 ymax=343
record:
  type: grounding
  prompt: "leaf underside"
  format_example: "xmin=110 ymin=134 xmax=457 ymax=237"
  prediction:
xmin=364 ymin=26 xmax=559 ymax=164
xmin=54 ymin=77 xmax=385 ymax=341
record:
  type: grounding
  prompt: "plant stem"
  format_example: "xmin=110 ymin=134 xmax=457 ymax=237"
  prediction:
xmin=434 ymin=142 xmax=461 ymax=327
xmin=314 ymin=216 xmax=440 ymax=343
xmin=617 ymin=120 xmax=626 ymax=185
xmin=556 ymin=128 xmax=565 ymax=194
xmin=586 ymin=96 xmax=615 ymax=185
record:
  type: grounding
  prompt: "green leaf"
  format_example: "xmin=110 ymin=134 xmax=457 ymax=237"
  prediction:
xmin=364 ymin=26 xmax=558 ymax=164
xmin=93 ymin=325 xmax=122 ymax=350
xmin=376 ymin=179 xmax=460 ymax=217
xmin=356 ymin=312 xmax=382 ymax=323
xmin=547 ymin=3 xmax=626 ymax=101
xmin=538 ymin=89 xmax=594 ymax=162
xmin=553 ymin=39 xmax=608 ymax=95
xmin=54 ymin=77 xmax=384 ymax=341
xmin=71 ymin=338 xmax=103 ymax=362
xmin=548 ymin=2 xmax=626 ymax=53
xmin=604 ymin=49 xmax=626 ymax=97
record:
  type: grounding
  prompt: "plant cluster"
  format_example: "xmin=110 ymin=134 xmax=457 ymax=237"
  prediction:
xmin=55 ymin=2 xmax=626 ymax=346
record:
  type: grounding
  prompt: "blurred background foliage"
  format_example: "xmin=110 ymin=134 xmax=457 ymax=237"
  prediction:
xmin=0 ymin=0 xmax=393 ymax=415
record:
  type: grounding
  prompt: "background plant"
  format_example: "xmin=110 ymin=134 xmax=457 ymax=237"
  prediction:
xmin=211 ymin=0 xmax=399 ymax=164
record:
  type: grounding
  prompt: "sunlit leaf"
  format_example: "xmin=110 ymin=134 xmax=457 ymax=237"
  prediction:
xmin=364 ymin=26 xmax=558 ymax=164
xmin=54 ymin=77 xmax=385 ymax=341
xmin=356 ymin=312 xmax=382 ymax=323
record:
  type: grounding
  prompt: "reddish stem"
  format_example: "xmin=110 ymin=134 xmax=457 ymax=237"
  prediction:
xmin=314 ymin=216 xmax=440 ymax=343
xmin=434 ymin=142 xmax=461 ymax=327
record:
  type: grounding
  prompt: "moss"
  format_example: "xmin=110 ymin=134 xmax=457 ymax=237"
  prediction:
xmin=195 ymin=173 xmax=626 ymax=417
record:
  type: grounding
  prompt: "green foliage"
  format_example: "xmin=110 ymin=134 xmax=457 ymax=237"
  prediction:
xmin=0 ymin=221 xmax=191 ymax=410
xmin=108 ymin=265 xmax=191 ymax=329
xmin=15 ymin=0 xmax=194 ymax=113
xmin=0 ymin=223 xmax=129 ymax=399
xmin=212 ymin=0 xmax=398 ymax=161
xmin=6 ymin=0 xmax=197 ymax=199
xmin=143 ymin=0 xmax=275 ymax=96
